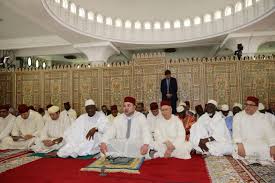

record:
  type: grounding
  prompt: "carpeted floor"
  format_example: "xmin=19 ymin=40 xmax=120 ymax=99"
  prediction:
xmin=0 ymin=151 xmax=274 ymax=183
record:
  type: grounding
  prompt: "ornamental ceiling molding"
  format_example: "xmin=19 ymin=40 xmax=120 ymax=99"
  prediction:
xmin=42 ymin=0 xmax=275 ymax=44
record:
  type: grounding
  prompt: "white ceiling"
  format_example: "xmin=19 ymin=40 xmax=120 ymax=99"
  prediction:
xmin=0 ymin=0 xmax=274 ymax=59
xmin=77 ymin=0 xmax=233 ymax=21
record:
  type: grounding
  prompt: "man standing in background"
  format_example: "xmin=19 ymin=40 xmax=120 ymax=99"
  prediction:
xmin=161 ymin=70 xmax=178 ymax=114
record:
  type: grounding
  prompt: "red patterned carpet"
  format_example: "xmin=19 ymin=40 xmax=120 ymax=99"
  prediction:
xmin=0 ymin=155 xmax=210 ymax=183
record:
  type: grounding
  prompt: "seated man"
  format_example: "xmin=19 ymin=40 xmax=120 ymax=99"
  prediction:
xmin=232 ymin=103 xmax=242 ymax=116
xmin=99 ymin=96 xmax=151 ymax=158
xmin=151 ymin=101 xmax=192 ymax=159
xmin=146 ymin=102 xmax=162 ymax=139
xmin=31 ymin=106 xmax=71 ymax=153
xmin=2 ymin=104 xmax=44 ymax=149
xmin=258 ymin=103 xmax=275 ymax=128
xmin=176 ymin=105 xmax=196 ymax=141
xmin=60 ymin=102 xmax=77 ymax=121
xmin=189 ymin=100 xmax=233 ymax=156
xmin=107 ymin=105 xmax=120 ymax=123
xmin=57 ymin=99 xmax=108 ymax=158
xmin=0 ymin=105 xmax=16 ymax=149
xmin=220 ymin=104 xmax=233 ymax=136
xmin=233 ymin=96 xmax=275 ymax=162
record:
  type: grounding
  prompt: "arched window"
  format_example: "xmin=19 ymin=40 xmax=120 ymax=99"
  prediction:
xmin=194 ymin=16 xmax=201 ymax=25
xmin=144 ymin=22 xmax=151 ymax=30
xmin=204 ymin=14 xmax=212 ymax=23
xmin=164 ymin=21 xmax=171 ymax=29
xmin=55 ymin=0 xmax=60 ymax=4
xmin=134 ymin=21 xmax=141 ymax=29
xmin=62 ymin=0 xmax=68 ymax=9
xmin=154 ymin=22 xmax=161 ymax=29
xmin=214 ymin=10 xmax=222 ymax=19
xmin=87 ymin=11 xmax=94 ymax=21
xmin=125 ymin=20 xmax=132 ymax=29
xmin=27 ymin=57 xmax=32 ymax=66
xmin=79 ymin=8 xmax=85 ymax=18
xmin=224 ymin=6 xmax=232 ymax=16
xmin=173 ymin=20 xmax=181 ymax=28
xmin=106 ymin=17 xmax=112 ymax=25
xmin=235 ymin=2 xmax=242 ymax=12
xmin=184 ymin=19 xmax=191 ymax=27
xmin=42 ymin=62 xmax=46 ymax=68
xmin=245 ymin=0 xmax=253 ymax=7
xmin=35 ymin=60 xmax=39 ymax=68
xmin=70 ymin=3 xmax=76 ymax=14
xmin=96 ymin=14 xmax=103 ymax=23
xmin=115 ymin=19 xmax=122 ymax=27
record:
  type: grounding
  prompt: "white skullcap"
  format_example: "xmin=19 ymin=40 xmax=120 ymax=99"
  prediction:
xmin=178 ymin=101 xmax=186 ymax=107
xmin=207 ymin=100 xmax=218 ymax=107
xmin=85 ymin=99 xmax=95 ymax=106
xmin=258 ymin=103 xmax=265 ymax=111
xmin=176 ymin=106 xmax=184 ymax=113
xmin=233 ymin=103 xmax=242 ymax=109
xmin=221 ymin=104 xmax=229 ymax=111
xmin=48 ymin=106 xmax=60 ymax=114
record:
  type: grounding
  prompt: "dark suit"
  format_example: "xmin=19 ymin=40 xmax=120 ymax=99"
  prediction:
xmin=161 ymin=77 xmax=178 ymax=114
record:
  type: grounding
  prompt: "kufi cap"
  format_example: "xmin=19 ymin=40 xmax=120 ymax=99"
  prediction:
xmin=221 ymin=104 xmax=229 ymax=111
xmin=176 ymin=106 xmax=184 ymax=113
xmin=207 ymin=100 xmax=218 ymax=107
xmin=124 ymin=96 xmax=136 ymax=105
xmin=48 ymin=106 xmax=60 ymax=114
xmin=85 ymin=99 xmax=95 ymax=106
xmin=246 ymin=96 xmax=259 ymax=106
xmin=18 ymin=104 xmax=29 ymax=114
xmin=160 ymin=100 xmax=171 ymax=107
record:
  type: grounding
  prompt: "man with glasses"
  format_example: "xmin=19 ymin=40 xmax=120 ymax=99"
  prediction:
xmin=233 ymin=96 xmax=275 ymax=163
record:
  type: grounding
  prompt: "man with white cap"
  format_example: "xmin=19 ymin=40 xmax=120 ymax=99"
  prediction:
xmin=189 ymin=100 xmax=233 ymax=156
xmin=176 ymin=105 xmax=196 ymax=141
xmin=1 ymin=104 xmax=44 ymax=149
xmin=31 ymin=106 xmax=71 ymax=153
xmin=0 ymin=105 xmax=16 ymax=149
xmin=220 ymin=104 xmax=233 ymax=136
xmin=99 ymin=96 xmax=151 ymax=158
xmin=150 ymin=101 xmax=192 ymax=159
xmin=146 ymin=102 xmax=162 ymax=139
xmin=233 ymin=96 xmax=275 ymax=162
xmin=258 ymin=103 xmax=275 ymax=128
xmin=232 ymin=103 xmax=242 ymax=116
xmin=57 ymin=99 xmax=108 ymax=158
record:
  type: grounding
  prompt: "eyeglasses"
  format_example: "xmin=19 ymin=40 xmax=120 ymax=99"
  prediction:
xmin=244 ymin=103 xmax=257 ymax=107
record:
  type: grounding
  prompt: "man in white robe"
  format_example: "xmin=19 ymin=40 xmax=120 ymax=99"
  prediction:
xmin=99 ymin=96 xmax=151 ymax=158
xmin=0 ymin=105 xmax=16 ymax=149
xmin=57 ymin=99 xmax=108 ymax=158
xmin=43 ymin=104 xmax=53 ymax=124
xmin=146 ymin=102 xmax=162 ymax=139
xmin=233 ymin=96 xmax=275 ymax=162
xmin=60 ymin=102 xmax=77 ymax=121
xmin=107 ymin=105 xmax=120 ymax=123
xmin=151 ymin=101 xmax=192 ymax=159
xmin=220 ymin=104 xmax=233 ymax=136
xmin=258 ymin=103 xmax=275 ymax=128
xmin=1 ymin=104 xmax=44 ymax=150
xmin=31 ymin=106 xmax=71 ymax=153
xmin=190 ymin=100 xmax=233 ymax=156
xmin=232 ymin=103 xmax=242 ymax=116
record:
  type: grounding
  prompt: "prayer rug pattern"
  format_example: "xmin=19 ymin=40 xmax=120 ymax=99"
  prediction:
xmin=0 ymin=149 xmax=31 ymax=163
xmin=81 ymin=157 xmax=144 ymax=174
xmin=205 ymin=155 xmax=275 ymax=183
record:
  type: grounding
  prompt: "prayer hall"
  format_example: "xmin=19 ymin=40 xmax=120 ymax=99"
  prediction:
xmin=0 ymin=0 xmax=275 ymax=182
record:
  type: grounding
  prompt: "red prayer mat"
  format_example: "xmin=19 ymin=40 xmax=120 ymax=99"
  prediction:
xmin=0 ymin=155 xmax=210 ymax=183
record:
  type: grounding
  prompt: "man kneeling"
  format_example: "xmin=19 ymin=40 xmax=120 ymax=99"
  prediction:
xmin=31 ymin=106 xmax=71 ymax=153
xmin=150 ymin=101 xmax=192 ymax=159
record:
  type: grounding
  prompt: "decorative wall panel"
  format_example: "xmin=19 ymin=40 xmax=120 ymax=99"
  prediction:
xmin=0 ymin=55 xmax=274 ymax=114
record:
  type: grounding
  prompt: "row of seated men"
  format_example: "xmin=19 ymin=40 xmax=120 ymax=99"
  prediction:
xmin=0 ymin=96 xmax=274 ymax=164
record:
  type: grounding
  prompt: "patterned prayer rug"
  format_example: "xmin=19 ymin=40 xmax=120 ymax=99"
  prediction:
xmin=81 ymin=157 xmax=145 ymax=174
xmin=0 ymin=149 xmax=32 ymax=163
xmin=31 ymin=151 xmax=100 ymax=159
xmin=205 ymin=155 xmax=275 ymax=183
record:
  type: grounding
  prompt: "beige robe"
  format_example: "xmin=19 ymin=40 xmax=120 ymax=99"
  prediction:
xmin=152 ymin=115 xmax=192 ymax=159
xmin=0 ymin=114 xmax=16 ymax=149
xmin=1 ymin=110 xmax=44 ymax=150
